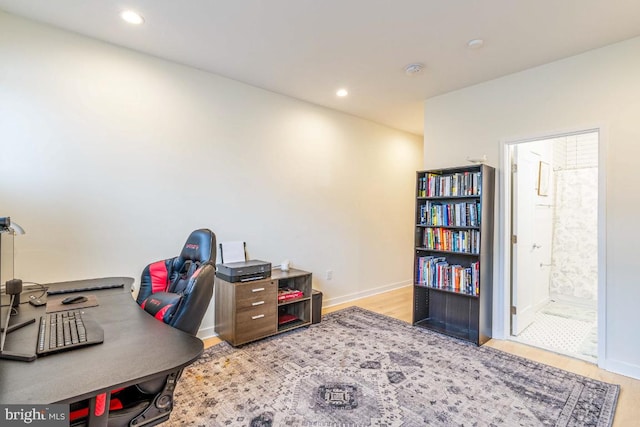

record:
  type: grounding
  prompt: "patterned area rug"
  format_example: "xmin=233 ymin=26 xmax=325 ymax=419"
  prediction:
xmin=167 ymin=307 xmax=619 ymax=426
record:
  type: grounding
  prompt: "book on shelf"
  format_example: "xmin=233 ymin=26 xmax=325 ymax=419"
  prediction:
xmin=423 ymin=171 xmax=482 ymax=197
xmin=416 ymin=255 xmax=480 ymax=296
xmin=278 ymin=288 xmax=304 ymax=302
xmin=418 ymin=201 xmax=481 ymax=227
xmin=418 ymin=176 xmax=427 ymax=197
xmin=421 ymin=227 xmax=480 ymax=254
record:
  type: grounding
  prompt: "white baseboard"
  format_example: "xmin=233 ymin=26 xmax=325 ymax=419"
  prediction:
xmin=322 ymin=280 xmax=412 ymax=308
xmin=549 ymin=293 xmax=597 ymax=309
xmin=601 ymin=358 xmax=640 ymax=380
xmin=197 ymin=326 xmax=218 ymax=341
xmin=533 ymin=297 xmax=550 ymax=313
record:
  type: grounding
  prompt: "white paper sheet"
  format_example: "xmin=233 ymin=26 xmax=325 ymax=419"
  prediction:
xmin=219 ymin=241 xmax=246 ymax=263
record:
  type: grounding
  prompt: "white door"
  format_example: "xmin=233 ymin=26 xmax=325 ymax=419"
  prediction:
xmin=511 ymin=146 xmax=543 ymax=335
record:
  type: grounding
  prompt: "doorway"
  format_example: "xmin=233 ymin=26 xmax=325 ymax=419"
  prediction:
xmin=507 ymin=130 xmax=599 ymax=363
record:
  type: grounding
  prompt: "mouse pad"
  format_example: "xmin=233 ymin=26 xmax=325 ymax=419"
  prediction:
xmin=46 ymin=294 xmax=99 ymax=313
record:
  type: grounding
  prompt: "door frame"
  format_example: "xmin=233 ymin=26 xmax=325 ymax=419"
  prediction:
xmin=496 ymin=125 xmax=607 ymax=368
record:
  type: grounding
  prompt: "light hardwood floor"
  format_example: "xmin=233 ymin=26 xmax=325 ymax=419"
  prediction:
xmin=203 ymin=286 xmax=639 ymax=426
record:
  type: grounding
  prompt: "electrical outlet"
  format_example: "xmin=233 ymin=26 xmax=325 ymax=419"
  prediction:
xmin=326 ymin=270 xmax=333 ymax=280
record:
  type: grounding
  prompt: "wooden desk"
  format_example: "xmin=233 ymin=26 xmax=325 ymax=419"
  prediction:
xmin=0 ymin=277 xmax=203 ymax=426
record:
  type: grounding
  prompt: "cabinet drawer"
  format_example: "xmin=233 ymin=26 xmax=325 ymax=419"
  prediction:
xmin=235 ymin=309 xmax=277 ymax=344
xmin=235 ymin=280 xmax=277 ymax=309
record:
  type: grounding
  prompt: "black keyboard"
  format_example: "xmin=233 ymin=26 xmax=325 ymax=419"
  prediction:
xmin=36 ymin=310 xmax=104 ymax=357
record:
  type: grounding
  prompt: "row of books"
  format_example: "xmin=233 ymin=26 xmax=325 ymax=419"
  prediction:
xmin=418 ymin=171 xmax=482 ymax=197
xmin=421 ymin=227 xmax=480 ymax=254
xmin=418 ymin=201 xmax=481 ymax=227
xmin=416 ymin=256 xmax=480 ymax=296
xmin=278 ymin=288 xmax=304 ymax=302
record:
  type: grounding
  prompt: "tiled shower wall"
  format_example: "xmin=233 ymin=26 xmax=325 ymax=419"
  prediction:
xmin=549 ymin=132 xmax=598 ymax=301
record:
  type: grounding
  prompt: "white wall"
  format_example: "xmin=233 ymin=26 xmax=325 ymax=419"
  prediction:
xmin=424 ymin=36 xmax=640 ymax=378
xmin=0 ymin=12 xmax=422 ymax=336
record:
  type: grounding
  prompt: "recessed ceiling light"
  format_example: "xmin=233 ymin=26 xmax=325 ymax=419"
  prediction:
xmin=336 ymin=89 xmax=348 ymax=97
xmin=121 ymin=10 xmax=144 ymax=25
xmin=467 ymin=39 xmax=484 ymax=49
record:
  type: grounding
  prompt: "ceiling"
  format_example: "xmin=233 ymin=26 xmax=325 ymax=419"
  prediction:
xmin=1 ymin=1 xmax=640 ymax=136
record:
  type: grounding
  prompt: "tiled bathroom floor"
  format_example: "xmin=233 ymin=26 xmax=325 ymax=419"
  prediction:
xmin=512 ymin=301 xmax=597 ymax=363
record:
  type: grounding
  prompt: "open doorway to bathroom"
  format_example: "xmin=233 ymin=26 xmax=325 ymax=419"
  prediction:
xmin=508 ymin=130 xmax=599 ymax=363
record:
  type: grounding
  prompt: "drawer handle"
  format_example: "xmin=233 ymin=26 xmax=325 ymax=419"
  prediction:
xmin=252 ymin=301 xmax=265 ymax=306
xmin=251 ymin=288 xmax=265 ymax=292
xmin=251 ymin=314 xmax=265 ymax=320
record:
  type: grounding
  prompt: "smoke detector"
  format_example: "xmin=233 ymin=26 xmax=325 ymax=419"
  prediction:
xmin=467 ymin=39 xmax=484 ymax=50
xmin=404 ymin=63 xmax=425 ymax=76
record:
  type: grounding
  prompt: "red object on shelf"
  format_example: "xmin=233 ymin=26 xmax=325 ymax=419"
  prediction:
xmin=278 ymin=313 xmax=298 ymax=325
xmin=277 ymin=289 xmax=303 ymax=301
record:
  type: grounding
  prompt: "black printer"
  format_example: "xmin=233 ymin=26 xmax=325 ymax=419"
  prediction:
xmin=216 ymin=259 xmax=271 ymax=282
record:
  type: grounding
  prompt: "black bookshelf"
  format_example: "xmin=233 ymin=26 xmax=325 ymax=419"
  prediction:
xmin=412 ymin=164 xmax=495 ymax=346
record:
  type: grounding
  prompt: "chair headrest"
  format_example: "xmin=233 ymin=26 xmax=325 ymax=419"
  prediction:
xmin=178 ymin=229 xmax=215 ymax=264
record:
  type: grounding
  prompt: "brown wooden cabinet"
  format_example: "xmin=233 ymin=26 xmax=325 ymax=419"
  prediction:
xmin=214 ymin=268 xmax=312 ymax=346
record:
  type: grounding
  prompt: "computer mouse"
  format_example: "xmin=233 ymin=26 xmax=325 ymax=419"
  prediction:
xmin=61 ymin=295 xmax=88 ymax=305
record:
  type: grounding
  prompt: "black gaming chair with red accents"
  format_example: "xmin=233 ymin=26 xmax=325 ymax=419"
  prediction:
xmin=70 ymin=229 xmax=216 ymax=427
xmin=136 ymin=228 xmax=216 ymax=335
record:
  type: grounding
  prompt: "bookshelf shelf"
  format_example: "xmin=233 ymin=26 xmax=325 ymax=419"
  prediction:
xmin=277 ymin=318 xmax=307 ymax=333
xmin=415 ymin=248 xmax=479 ymax=256
xmin=414 ymin=318 xmax=480 ymax=343
xmin=416 ymin=225 xmax=481 ymax=230
xmin=417 ymin=195 xmax=480 ymax=200
xmin=278 ymin=296 xmax=311 ymax=306
xmin=412 ymin=164 xmax=495 ymax=346
xmin=415 ymin=284 xmax=480 ymax=299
